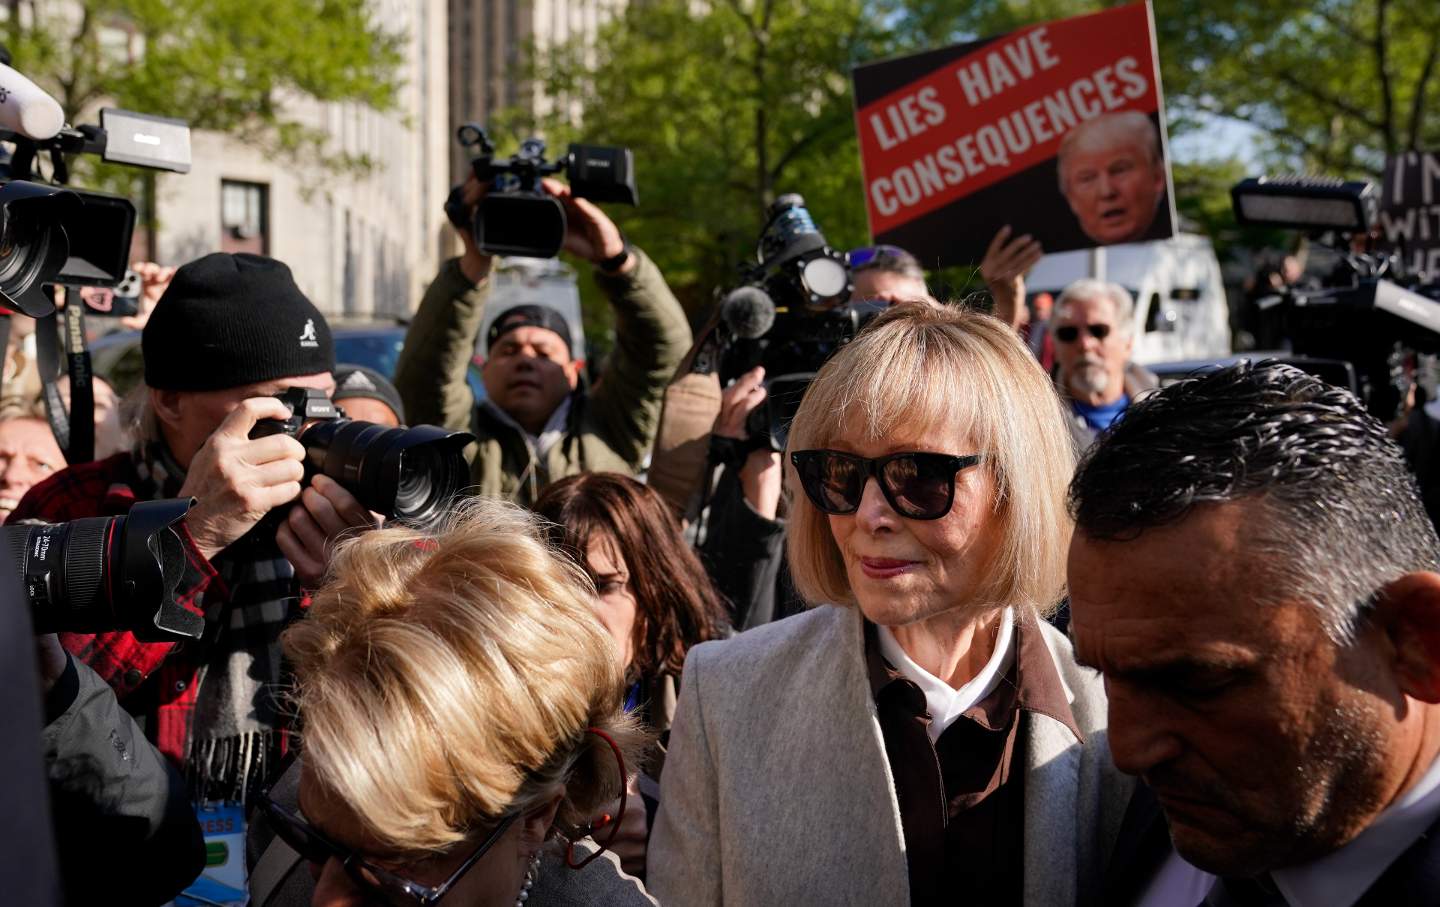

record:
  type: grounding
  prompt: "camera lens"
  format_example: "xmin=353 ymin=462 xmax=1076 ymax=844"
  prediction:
xmin=298 ymin=420 xmax=473 ymax=526
xmin=394 ymin=451 xmax=438 ymax=516
xmin=5 ymin=499 xmax=200 ymax=641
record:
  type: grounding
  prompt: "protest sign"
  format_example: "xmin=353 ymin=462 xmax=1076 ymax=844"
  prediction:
xmin=1379 ymin=151 xmax=1440 ymax=281
xmin=851 ymin=1 xmax=1177 ymax=269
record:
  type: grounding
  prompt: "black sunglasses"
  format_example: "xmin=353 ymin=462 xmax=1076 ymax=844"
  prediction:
xmin=258 ymin=786 xmax=518 ymax=905
xmin=1054 ymin=324 xmax=1112 ymax=343
xmin=790 ymin=449 xmax=984 ymax=520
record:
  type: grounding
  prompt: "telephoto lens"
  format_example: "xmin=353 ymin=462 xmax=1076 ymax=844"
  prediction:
xmin=295 ymin=420 xmax=474 ymax=525
xmin=4 ymin=498 xmax=202 ymax=642
xmin=253 ymin=388 xmax=474 ymax=526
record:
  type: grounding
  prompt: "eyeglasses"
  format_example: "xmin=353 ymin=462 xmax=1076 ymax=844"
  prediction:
xmin=1054 ymin=324 xmax=1112 ymax=343
xmin=258 ymin=786 xmax=518 ymax=905
xmin=847 ymin=244 xmax=909 ymax=271
xmin=790 ymin=449 xmax=984 ymax=520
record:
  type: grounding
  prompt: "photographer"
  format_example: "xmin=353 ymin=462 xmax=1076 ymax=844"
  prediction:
xmin=395 ymin=177 xmax=691 ymax=505
xmin=9 ymin=252 xmax=378 ymax=802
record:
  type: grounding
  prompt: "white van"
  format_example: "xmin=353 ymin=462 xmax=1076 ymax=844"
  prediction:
xmin=1024 ymin=233 xmax=1231 ymax=364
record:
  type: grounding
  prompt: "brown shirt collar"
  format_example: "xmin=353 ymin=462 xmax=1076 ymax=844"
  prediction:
xmin=864 ymin=613 xmax=1083 ymax=742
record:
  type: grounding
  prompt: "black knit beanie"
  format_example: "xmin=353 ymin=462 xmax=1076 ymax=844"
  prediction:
xmin=142 ymin=252 xmax=335 ymax=391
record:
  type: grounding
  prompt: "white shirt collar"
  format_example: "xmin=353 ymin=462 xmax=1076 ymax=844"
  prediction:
xmin=875 ymin=608 xmax=1016 ymax=743
xmin=1272 ymin=752 xmax=1440 ymax=907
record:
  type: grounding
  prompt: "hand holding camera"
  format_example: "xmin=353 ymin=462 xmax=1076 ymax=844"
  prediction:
xmin=714 ymin=366 xmax=782 ymax=521
xmin=275 ymin=475 xmax=381 ymax=589
xmin=179 ymin=397 xmax=307 ymax=561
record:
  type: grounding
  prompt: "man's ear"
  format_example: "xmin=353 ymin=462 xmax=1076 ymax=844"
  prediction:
xmin=1374 ymin=572 xmax=1440 ymax=703
xmin=149 ymin=387 xmax=184 ymax=430
xmin=566 ymin=359 xmax=585 ymax=390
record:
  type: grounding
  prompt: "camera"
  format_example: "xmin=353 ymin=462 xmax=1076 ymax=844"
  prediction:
xmin=0 ymin=54 xmax=191 ymax=317
xmin=250 ymin=387 xmax=474 ymax=526
xmin=445 ymin=123 xmax=637 ymax=259
xmin=711 ymin=194 xmax=872 ymax=452
xmin=1231 ymin=175 xmax=1440 ymax=421
xmin=6 ymin=498 xmax=202 ymax=642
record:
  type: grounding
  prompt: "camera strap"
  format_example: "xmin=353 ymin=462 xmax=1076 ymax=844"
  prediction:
xmin=36 ymin=288 xmax=96 ymax=464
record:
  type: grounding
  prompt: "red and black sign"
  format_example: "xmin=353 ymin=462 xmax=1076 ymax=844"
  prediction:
xmin=852 ymin=2 xmax=1177 ymax=269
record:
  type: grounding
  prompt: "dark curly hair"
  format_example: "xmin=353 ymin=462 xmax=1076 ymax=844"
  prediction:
xmin=1069 ymin=360 xmax=1440 ymax=641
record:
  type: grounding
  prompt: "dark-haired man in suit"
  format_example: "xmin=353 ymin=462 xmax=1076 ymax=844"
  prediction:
xmin=1069 ymin=360 xmax=1440 ymax=906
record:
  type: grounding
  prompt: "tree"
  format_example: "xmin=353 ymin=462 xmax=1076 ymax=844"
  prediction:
xmin=513 ymin=0 xmax=910 ymax=324
xmin=5 ymin=0 xmax=404 ymax=183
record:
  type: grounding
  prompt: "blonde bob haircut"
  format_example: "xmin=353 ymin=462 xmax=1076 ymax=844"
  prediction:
xmin=281 ymin=498 xmax=644 ymax=858
xmin=785 ymin=301 xmax=1075 ymax=617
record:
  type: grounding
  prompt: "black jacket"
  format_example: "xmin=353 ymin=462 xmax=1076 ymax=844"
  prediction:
xmin=44 ymin=654 xmax=205 ymax=905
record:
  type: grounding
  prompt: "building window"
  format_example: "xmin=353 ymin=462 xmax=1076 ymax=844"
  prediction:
xmin=221 ymin=180 xmax=268 ymax=255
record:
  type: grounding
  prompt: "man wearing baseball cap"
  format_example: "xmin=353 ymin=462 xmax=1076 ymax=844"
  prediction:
xmin=395 ymin=177 xmax=691 ymax=505
xmin=9 ymin=252 xmax=378 ymax=803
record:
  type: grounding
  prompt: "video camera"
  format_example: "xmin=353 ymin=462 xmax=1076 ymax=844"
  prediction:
xmin=709 ymin=194 xmax=871 ymax=452
xmin=445 ymin=124 xmax=637 ymax=259
xmin=6 ymin=499 xmax=202 ymax=643
xmin=250 ymin=387 xmax=474 ymax=527
xmin=1231 ymin=175 xmax=1440 ymax=422
xmin=0 ymin=56 xmax=191 ymax=318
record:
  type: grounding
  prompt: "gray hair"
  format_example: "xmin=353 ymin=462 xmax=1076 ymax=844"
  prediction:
xmin=1054 ymin=278 xmax=1135 ymax=337
xmin=1057 ymin=111 xmax=1163 ymax=192
xmin=1070 ymin=361 xmax=1440 ymax=644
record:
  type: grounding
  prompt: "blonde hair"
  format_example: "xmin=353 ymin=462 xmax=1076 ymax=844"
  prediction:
xmin=282 ymin=498 xmax=644 ymax=857
xmin=785 ymin=301 xmax=1075 ymax=617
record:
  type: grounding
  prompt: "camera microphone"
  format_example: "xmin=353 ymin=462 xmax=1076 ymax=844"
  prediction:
xmin=721 ymin=286 xmax=776 ymax=340
xmin=0 ymin=62 xmax=64 ymax=141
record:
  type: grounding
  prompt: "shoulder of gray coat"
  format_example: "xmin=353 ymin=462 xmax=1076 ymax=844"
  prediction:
xmin=1034 ymin=619 xmax=1109 ymax=736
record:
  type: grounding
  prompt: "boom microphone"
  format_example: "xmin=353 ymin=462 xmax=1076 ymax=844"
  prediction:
xmin=0 ymin=63 xmax=64 ymax=141
xmin=720 ymin=286 xmax=776 ymax=340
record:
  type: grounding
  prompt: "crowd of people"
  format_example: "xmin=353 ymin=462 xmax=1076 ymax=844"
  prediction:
xmin=10 ymin=161 xmax=1440 ymax=907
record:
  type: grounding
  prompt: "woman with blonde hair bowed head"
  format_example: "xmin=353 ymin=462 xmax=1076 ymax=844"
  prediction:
xmin=246 ymin=499 xmax=656 ymax=907
xmin=647 ymin=301 xmax=1134 ymax=906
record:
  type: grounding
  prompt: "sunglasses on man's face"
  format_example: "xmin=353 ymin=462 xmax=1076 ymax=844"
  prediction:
xmin=790 ymin=449 xmax=984 ymax=521
xmin=1054 ymin=324 xmax=1112 ymax=343
xmin=259 ymin=788 xmax=518 ymax=905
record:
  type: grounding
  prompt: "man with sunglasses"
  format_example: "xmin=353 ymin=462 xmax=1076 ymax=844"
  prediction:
xmin=1051 ymin=278 xmax=1158 ymax=450
xmin=848 ymin=245 xmax=931 ymax=304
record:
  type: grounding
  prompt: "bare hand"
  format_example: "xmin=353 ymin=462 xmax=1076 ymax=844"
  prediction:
xmin=714 ymin=367 xmax=766 ymax=440
xmin=275 ymin=474 xmax=383 ymax=588
xmin=540 ymin=177 xmax=628 ymax=268
xmin=981 ymin=226 xmax=1043 ymax=330
xmin=120 ymin=261 xmax=178 ymax=331
xmin=179 ymin=398 xmax=307 ymax=561
xmin=452 ymin=175 xmax=494 ymax=284
xmin=713 ymin=367 xmax=782 ymax=519
xmin=595 ymin=775 xmax=648 ymax=877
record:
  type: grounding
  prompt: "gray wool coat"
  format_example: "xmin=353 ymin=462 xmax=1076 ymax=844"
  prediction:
xmin=646 ymin=603 xmax=1133 ymax=907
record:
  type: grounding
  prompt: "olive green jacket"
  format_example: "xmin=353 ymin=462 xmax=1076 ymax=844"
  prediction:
xmin=394 ymin=248 xmax=691 ymax=506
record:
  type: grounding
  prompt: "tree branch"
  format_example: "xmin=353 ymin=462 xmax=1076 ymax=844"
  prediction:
xmin=1263 ymin=67 xmax=1387 ymax=135
xmin=1407 ymin=30 xmax=1440 ymax=149
xmin=1374 ymin=0 xmax=1396 ymax=154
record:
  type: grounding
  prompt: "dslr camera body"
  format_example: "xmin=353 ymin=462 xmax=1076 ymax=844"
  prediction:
xmin=251 ymin=387 xmax=474 ymax=527
xmin=445 ymin=123 xmax=637 ymax=259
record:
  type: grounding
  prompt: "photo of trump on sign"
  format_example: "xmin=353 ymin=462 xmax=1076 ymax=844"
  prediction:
xmin=851 ymin=2 xmax=1177 ymax=268
xmin=1058 ymin=111 xmax=1168 ymax=245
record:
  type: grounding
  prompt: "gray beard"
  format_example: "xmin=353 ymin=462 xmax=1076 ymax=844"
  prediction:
xmin=1070 ymin=363 xmax=1111 ymax=398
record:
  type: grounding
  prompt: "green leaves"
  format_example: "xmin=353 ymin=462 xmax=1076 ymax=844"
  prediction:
xmin=9 ymin=0 xmax=403 ymax=175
